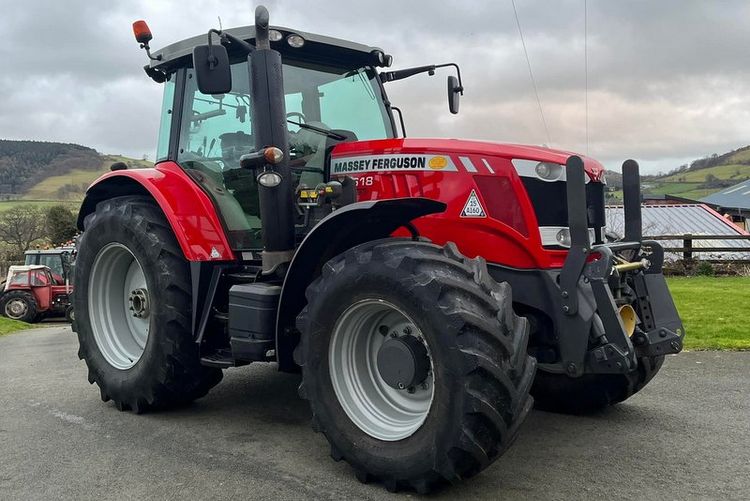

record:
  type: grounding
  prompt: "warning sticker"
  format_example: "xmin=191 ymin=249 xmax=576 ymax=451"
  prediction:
xmin=460 ymin=190 xmax=486 ymax=218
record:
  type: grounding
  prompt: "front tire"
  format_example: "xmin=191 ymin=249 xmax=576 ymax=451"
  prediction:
xmin=296 ymin=240 xmax=535 ymax=493
xmin=74 ymin=196 xmax=222 ymax=413
xmin=531 ymin=355 xmax=665 ymax=414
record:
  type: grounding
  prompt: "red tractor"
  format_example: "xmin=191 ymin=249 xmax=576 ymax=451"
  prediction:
xmin=1 ymin=265 xmax=73 ymax=322
xmin=73 ymin=6 xmax=683 ymax=493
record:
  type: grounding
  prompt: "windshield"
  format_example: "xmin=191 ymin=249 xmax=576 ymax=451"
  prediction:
xmin=175 ymin=60 xmax=393 ymax=250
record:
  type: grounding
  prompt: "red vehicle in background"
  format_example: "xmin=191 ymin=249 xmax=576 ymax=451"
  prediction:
xmin=0 ymin=265 xmax=73 ymax=323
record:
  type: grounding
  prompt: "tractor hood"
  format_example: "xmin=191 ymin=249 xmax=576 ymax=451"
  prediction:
xmin=331 ymin=138 xmax=607 ymax=183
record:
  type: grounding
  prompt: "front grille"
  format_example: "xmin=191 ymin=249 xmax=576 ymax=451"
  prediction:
xmin=521 ymin=178 xmax=606 ymax=242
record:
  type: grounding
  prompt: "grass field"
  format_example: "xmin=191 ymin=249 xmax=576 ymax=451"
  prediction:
xmin=22 ymin=155 xmax=152 ymax=201
xmin=0 ymin=200 xmax=80 ymax=212
xmin=667 ymin=276 xmax=750 ymax=350
xmin=0 ymin=316 xmax=34 ymax=336
xmin=660 ymin=163 xmax=750 ymax=183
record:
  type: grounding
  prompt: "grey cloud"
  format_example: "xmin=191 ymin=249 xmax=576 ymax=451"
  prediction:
xmin=0 ymin=0 xmax=748 ymax=174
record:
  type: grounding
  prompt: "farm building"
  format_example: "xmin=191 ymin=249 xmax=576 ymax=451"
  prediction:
xmin=700 ymin=180 xmax=750 ymax=231
xmin=605 ymin=204 xmax=750 ymax=261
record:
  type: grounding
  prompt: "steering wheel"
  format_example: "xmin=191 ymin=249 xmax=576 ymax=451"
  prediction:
xmin=286 ymin=111 xmax=306 ymax=123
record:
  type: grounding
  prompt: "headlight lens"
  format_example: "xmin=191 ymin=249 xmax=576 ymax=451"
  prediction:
xmin=257 ymin=171 xmax=283 ymax=187
xmin=555 ymin=228 xmax=571 ymax=247
xmin=535 ymin=162 xmax=563 ymax=181
xmin=287 ymin=34 xmax=305 ymax=48
xmin=268 ymin=29 xmax=283 ymax=42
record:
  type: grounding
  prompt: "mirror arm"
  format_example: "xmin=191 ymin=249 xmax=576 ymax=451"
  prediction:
xmin=206 ymin=29 xmax=223 ymax=68
xmin=220 ymin=31 xmax=255 ymax=53
xmin=435 ymin=63 xmax=464 ymax=94
xmin=381 ymin=62 xmax=464 ymax=94
xmin=381 ymin=65 xmax=436 ymax=82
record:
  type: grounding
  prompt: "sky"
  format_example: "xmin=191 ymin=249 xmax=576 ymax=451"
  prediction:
xmin=1 ymin=0 xmax=749 ymax=174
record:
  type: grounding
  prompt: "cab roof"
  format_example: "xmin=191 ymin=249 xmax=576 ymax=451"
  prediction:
xmin=150 ymin=25 xmax=385 ymax=72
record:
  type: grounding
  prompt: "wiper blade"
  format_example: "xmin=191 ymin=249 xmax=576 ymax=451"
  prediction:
xmin=288 ymin=120 xmax=347 ymax=141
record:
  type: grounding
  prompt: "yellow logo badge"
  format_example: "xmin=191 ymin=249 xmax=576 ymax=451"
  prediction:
xmin=428 ymin=156 xmax=448 ymax=170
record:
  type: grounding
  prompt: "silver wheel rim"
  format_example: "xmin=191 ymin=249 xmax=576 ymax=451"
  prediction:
xmin=5 ymin=299 xmax=28 ymax=319
xmin=329 ymin=299 xmax=434 ymax=441
xmin=88 ymin=243 xmax=150 ymax=370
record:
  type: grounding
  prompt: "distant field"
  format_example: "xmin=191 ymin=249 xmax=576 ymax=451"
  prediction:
xmin=22 ymin=155 xmax=152 ymax=201
xmin=22 ymin=166 xmax=106 ymax=200
xmin=0 ymin=200 xmax=80 ymax=212
xmin=660 ymin=163 xmax=750 ymax=183
xmin=667 ymin=276 xmax=750 ymax=350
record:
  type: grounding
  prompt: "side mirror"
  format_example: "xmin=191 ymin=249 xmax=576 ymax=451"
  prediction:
xmin=193 ymin=44 xmax=232 ymax=95
xmin=447 ymin=75 xmax=462 ymax=114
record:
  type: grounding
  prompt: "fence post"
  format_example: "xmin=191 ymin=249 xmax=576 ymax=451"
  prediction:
xmin=683 ymin=234 xmax=693 ymax=261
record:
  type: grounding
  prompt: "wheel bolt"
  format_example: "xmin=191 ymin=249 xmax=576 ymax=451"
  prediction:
xmin=407 ymin=386 xmax=415 ymax=394
xmin=397 ymin=382 xmax=405 ymax=390
xmin=403 ymin=326 xmax=412 ymax=335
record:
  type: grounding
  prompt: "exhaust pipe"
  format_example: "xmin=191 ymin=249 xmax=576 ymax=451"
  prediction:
xmin=249 ymin=5 xmax=296 ymax=274
xmin=622 ymin=159 xmax=642 ymax=242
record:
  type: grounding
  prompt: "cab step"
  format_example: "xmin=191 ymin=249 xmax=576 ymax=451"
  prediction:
xmin=200 ymin=349 xmax=235 ymax=368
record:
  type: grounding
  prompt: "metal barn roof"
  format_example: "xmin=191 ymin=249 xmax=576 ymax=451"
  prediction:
xmin=605 ymin=204 xmax=750 ymax=260
xmin=701 ymin=181 xmax=750 ymax=210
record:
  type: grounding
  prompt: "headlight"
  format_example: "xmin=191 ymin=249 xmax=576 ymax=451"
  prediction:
xmin=286 ymin=34 xmax=305 ymax=48
xmin=535 ymin=162 xmax=563 ymax=181
xmin=257 ymin=170 xmax=283 ymax=187
xmin=268 ymin=30 xmax=283 ymax=42
xmin=555 ymin=228 xmax=571 ymax=247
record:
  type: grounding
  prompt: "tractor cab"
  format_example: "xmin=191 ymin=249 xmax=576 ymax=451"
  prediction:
xmin=24 ymin=247 xmax=75 ymax=285
xmin=139 ymin=23 xmax=462 ymax=252
xmin=146 ymin=26 xmax=399 ymax=250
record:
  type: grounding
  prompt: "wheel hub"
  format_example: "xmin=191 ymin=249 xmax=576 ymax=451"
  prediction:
xmin=377 ymin=335 xmax=430 ymax=391
xmin=329 ymin=299 xmax=435 ymax=441
xmin=6 ymin=300 xmax=27 ymax=317
xmin=128 ymin=288 xmax=150 ymax=318
xmin=89 ymin=242 xmax=150 ymax=370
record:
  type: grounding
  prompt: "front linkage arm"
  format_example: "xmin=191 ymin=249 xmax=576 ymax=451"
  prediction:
xmin=555 ymin=157 xmax=684 ymax=378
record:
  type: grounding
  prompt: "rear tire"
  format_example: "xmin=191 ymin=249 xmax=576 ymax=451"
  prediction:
xmin=74 ymin=196 xmax=222 ymax=413
xmin=296 ymin=239 xmax=535 ymax=493
xmin=531 ymin=355 xmax=665 ymax=414
xmin=1 ymin=291 xmax=38 ymax=323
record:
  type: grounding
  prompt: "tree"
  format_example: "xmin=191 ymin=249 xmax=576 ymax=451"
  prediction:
xmin=46 ymin=205 xmax=77 ymax=246
xmin=0 ymin=206 xmax=47 ymax=256
xmin=705 ymin=173 xmax=718 ymax=183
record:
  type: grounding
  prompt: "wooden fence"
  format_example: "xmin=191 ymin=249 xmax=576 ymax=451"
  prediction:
xmin=648 ymin=234 xmax=750 ymax=261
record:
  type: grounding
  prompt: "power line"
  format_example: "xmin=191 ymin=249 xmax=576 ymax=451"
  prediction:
xmin=511 ymin=0 xmax=551 ymax=146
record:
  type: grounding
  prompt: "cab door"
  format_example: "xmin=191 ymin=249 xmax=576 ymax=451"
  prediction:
xmin=30 ymin=269 xmax=52 ymax=310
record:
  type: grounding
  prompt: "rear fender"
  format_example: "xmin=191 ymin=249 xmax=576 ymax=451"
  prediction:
xmin=275 ymin=197 xmax=446 ymax=372
xmin=77 ymin=161 xmax=235 ymax=262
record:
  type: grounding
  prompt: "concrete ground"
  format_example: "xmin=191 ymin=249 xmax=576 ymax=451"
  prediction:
xmin=0 ymin=326 xmax=748 ymax=500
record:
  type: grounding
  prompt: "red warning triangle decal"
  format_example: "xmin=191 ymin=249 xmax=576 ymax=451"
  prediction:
xmin=460 ymin=189 xmax=486 ymax=218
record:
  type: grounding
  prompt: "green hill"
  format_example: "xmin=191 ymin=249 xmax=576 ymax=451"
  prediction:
xmin=23 ymin=155 xmax=152 ymax=200
xmin=0 ymin=139 xmax=100 ymax=195
xmin=646 ymin=146 xmax=750 ymax=199
xmin=608 ymin=145 xmax=750 ymax=203
xmin=0 ymin=140 xmax=151 ymax=207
